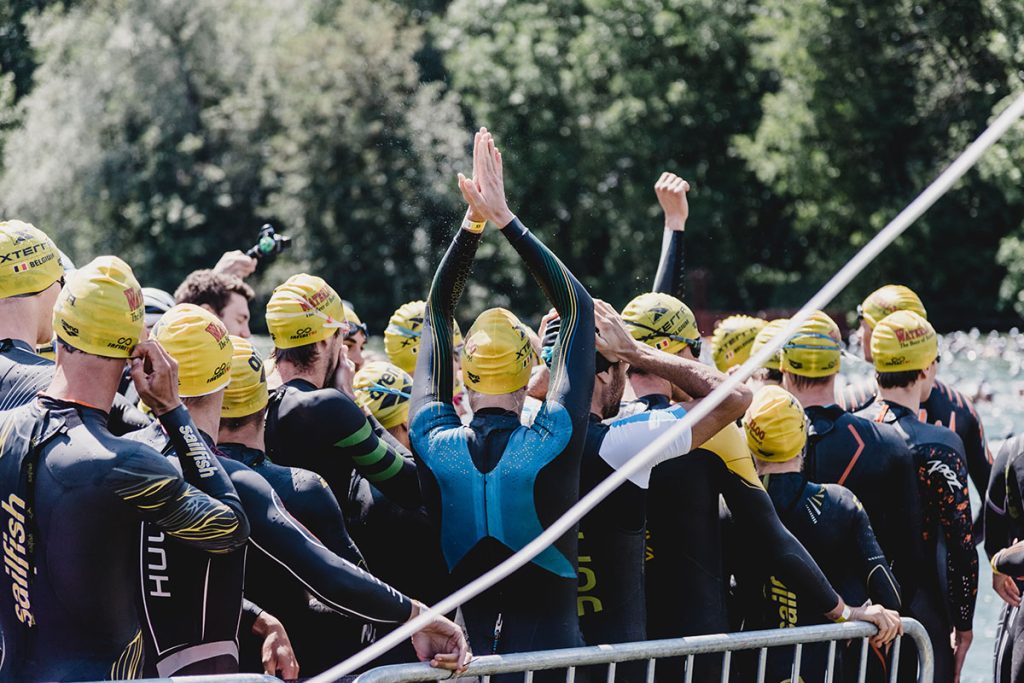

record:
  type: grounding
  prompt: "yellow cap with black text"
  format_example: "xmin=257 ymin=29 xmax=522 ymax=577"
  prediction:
xmin=0 ymin=220 xmax=63 ymax=298
xmin=461 ymin=308 xmax=536 ymax=395
xmin=711 ymin=315 xmax=767 ymax=371
xmin=870 ymin=310 xmax=938 ymax=372
xmin=353 ymin=361 xmax=414 ymax=429
xmin=266 ymin=274 xmax=346 ymax=349
xmin=53 ymin=256 xmax=143 ymax=358
xmin=781 ymin=312 xmax=842 ymax=378
xmin=152 ymin=304 xmax=234 ymax=397
xmin=859 ymin=285 xmax=927 ymax=329
xmin=222 ymin=336 xmax=269 ymax=418
xmin=621 ymin=292 xmax=701 ymax=355
xmin=750 ymin=318 xmax=790 ymax=371
xmin=744 ymin=385 xmax=808 ymax=463
xmin=385 ymin=300 xmax=463 ymax=374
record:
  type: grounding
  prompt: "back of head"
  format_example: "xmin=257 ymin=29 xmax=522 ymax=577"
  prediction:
xmin=621 ymin=292 xmax=701 ymax=356
xmin=744 ymin=385 xmax=808 ymax=463
xmin=859 ymin=284 xmax=927 ymax=330
xmin=711 ymin=315 xmax=767 ymax=372
xmin=53 ymin=256 xmax=143 ymax=359
xmin=222 ymin=335 xmax=269 ymax=422
xmin=353 ymin=360 xmax=413 ymax=429
xmin=870 ymin=310 xmax=937 ymax=385
xmin=781 ymin=311 xmax=842 ymax=380
xmin=151 ymin=304 xmax=234 ymax=397
xmin=266 ymin=273 xmax=345 ymax=350
xmin=751 ymin=318 xmax=790 ymax=372
xmin=175 ymin=269 xmax=254 ymax=317
xmin=385 ymin=300 xmax=463 ymax=374
xmin=461 ymin=307 xmax=536 ymax=395
xmin=0 ymin=220 xmax=64 ymax=300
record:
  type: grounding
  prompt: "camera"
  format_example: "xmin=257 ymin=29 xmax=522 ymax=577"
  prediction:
xmin=245 ymin=224 xmax=292 ymax=264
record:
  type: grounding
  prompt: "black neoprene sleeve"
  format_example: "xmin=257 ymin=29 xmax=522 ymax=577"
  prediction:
xmin=652 ymin=229 xmax=685 ymax=298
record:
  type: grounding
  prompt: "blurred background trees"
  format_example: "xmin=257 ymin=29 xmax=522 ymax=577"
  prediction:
xmin=0 ymin=0 xmax=1022 ymax=331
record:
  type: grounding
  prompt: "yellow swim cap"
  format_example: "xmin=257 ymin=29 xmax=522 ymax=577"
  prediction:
xmin=461 ymin=308 xmax=536 ymax=395
xmin=621 ymin=292 xmax=701 ymax=356
xmin=152 ymin=304 xmax=234 ymax=397
xmin=0 ymin=220 xmax=64 ymax=299
xmin=859 ymin=285 xmax=927 ymax=329
xmin=266 ymin=274 xmax=346 ymax=350
xmin=750 ymin=318 xmax=790 ymax=371
xmin=222 ymin=336 xmax=269 ymax=418
xmin=711 ymin=315 xmax=767 ymax=372
xmin=353 ymin=361 xmax=414 ymax=429
xmin=870 ymin=310 xmax=937 ymax=372
xmin=744 ymin=385 xmax=808 ymax=462
xmin=342 ymin=302 xmax=368 ymax=340
xmin=781 ymin=312 xmax=842 ymax=378
xmin=53 ymin=256 xmax=144 ymax=359
xmin=384 ymin=300 xmax=463 ymax=374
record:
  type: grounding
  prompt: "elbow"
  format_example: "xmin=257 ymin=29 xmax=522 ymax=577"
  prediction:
xmin=724 ymin=383 xmax=752 ymax=422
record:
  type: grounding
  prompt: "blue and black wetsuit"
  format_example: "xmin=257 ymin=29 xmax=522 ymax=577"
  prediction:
xmin=410 ymin=218 xmax=595 ymax=658
xmin=742 ymin=473 xmax=900 ymax=683
xmin=265 ymin=379 xmax=420 ymax=509
xmin=802 ymin=405 xmax=919 ymax=588
xmin=841 ymin=378 xmax=991 ymax=506
xmin=0 ymin=398 xmax=249 ymax=682
xmin=984 ymin=435 xmax=1024 ymax=682
xmin=218 ymin=442 xmax=374 ymax=676
xmin=0 ymin=338 xmax=150 ymax=433
xmin=130 ymin=425 xmax=413 ymax=677
xmin=858 ymin=399 xmax=977 ymax=682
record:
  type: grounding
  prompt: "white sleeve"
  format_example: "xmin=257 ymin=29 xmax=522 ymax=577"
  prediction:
xmin=600 ymin=405 xmax=692 ymax=489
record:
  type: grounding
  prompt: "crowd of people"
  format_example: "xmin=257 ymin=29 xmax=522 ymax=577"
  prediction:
xmin=0 ymin=127 xmax=1018 ymax=683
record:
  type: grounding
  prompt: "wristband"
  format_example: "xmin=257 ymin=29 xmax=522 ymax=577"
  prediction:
xmin=992 ymin=552 xmax=1004 ymax=576
xmin=461 ymin=218 xmax=486 ymax=234
xmin=835 ymin=604 xmax=852 ymax=623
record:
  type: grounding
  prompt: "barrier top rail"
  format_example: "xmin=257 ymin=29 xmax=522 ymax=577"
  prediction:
xmin=354 ymin=618 xmax=934 ymax=683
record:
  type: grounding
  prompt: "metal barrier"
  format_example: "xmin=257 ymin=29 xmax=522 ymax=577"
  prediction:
xmin=354 ymin=619 xmax=933 ymax=683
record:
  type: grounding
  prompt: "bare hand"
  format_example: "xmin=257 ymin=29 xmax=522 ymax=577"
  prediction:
xmin=130 ymin=340 xmax=182 ymax=416
xmin=253 ymin=611 xmax=300 ymax=679
xmin=213 ymin=250 xmax=258 ymax=279
xmin=594 ymin=300 xmax=639 ymax=363
xmin=849 ymin=604 xmax=902 ymax=648
xmin=951 ymin=628 xmax=972 ymax=682
xmin=409 ymin=603 xmax=471 ymax=673
xmin=654 ymin=172 xmax=690 ymax=232
xmin=994 ymin=572 xmax=1022 ymax=607
xmin=330 ymin=343 xmax=358 ymax=400
xmin=459 ymin=128 xmax=515 ymax=227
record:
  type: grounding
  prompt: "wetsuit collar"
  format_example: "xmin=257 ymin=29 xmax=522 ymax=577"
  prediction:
xmin=805 ymin=404 xmax=846 ymax=437
xmin=36 ymin=393 xmax=110 ymax=417
xmin=218 ymin=442 xmax=267 ymax=468
xmin=635 ymin=394 xmax=671 ymax=411
xmin=284 ymin=378 xmax=320 ymax=392
xmin=877 ymin=399 xmax=914 ymax=420
xmin=0 ymin=338 xmax=37 ymax=355
xmin=472 ymin=407 xmax=519 ymax=418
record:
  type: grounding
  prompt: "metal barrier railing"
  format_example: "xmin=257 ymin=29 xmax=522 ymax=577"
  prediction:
xmin=353 ymin=619 xmax=934 ymax=683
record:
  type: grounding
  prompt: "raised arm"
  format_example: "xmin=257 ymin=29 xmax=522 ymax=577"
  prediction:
xmin=651 ymin=172 xmax=689 ymax=298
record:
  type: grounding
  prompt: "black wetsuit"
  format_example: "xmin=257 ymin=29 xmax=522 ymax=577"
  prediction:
xmin=746 ymin=473 xmax=901 ymax=683
xmin=984 ymin=435 xmax=1024 ymax=682
xmin=857 ymin=399 xmax=977 ymax=682
xmin=0 ymin=338 xmax=151 ymax=433
xmin=410 ymin=218 xmax=595 ymax=661
xmin=0 ymin=398 xmax=249 ymax=682
xmin=802 ymin=405 xmax=919 ymax=590
xmin=129 ymin=424 xmax=412 ymax=677
xmin=218 ymin=442 xmax=373 ymax=676
xmin=841 ymin=378 xmax=991 ymax=504
xmin=265 ymin=379 xmax=420 ymax=509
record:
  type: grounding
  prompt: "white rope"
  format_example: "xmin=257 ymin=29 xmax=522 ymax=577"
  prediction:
xmin=309 ymin=90 xmax=1024 ymax=683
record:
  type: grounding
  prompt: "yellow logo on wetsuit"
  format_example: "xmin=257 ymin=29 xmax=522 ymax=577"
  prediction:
xmin=768 ymin=575 xmax=797 ymax=629
xmin=3 ymin=492 xmax=34 ymax=626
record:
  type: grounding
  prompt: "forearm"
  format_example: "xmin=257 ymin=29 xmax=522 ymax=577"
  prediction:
xmin=412 ymin=224 xmax=482 ymax=413
xmin=934 ymin=460 xmax=978 ymax=630
xmin=625 ymin=342 xmax=721 ymax=399
xmin=652 ymin=228 xmax=685 ymax=298
xmin=993 ymin=542 xmax=1024 ymax=576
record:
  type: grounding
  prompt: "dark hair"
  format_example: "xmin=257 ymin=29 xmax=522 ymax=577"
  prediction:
xmin=174 ymin=270 xmax=255 ymax=316
xmin=220 ymin=407 xmax=267 ymax=432
xmin=785 ymin=373 xmax=832 ymax=390
xmin=876 ymin=369 xmax=925 ymax=389
xmin=271 ymin=343 xmax=320 ymax=371
xmin=765 ymin=368 xmax=783 ymax=383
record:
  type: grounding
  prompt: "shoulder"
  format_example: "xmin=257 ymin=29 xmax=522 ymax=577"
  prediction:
xmin=916 ymin=420 xmax=966 ymax=456
xmin=608 ymin=403 xmax=687 ymax=430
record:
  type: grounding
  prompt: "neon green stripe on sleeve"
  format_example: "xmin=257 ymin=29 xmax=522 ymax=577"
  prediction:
xmin=334 ymin=421 xmax=372 ymax=449
xmin=352 ymin=440 xmax=388 ymax=467
xmin=365 ymin=456 xmax=405 ymax=483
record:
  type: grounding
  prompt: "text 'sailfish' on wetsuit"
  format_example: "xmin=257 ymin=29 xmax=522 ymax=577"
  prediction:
xmin=840 ymin=378 xmax=991 ymax=499
xmin=264 ymin=378 xmax=420 ymax=509
xmin=984 ymin=435 xmax=1024 ymax=682
xmin=577 ymin=406 xmax=692 ymax=648
xmin=0 ymin=338 xmax=150 ymax=433
xmin=218 ymin=442 xmax=372 ymax=676
xmin=858 ymin=399 xmax=977 ymax=681
xmin=130 ymin=424 xmax=413 ymax=677
xmin=802 ymin=405 xmax=919 ymax=586
xmin=747 ymin=473 xmax=901 ymax=683
xmin=0 ymin=398 xmax=249 ymax=682
xmin=410 ymin=219 xmax=595 ymax=656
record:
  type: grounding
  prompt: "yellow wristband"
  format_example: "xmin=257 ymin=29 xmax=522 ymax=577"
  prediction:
xmin=992 ymin=553 xmax=1004 ymax=576
xmin=461 ymin=218 xmax=486 ymax=234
